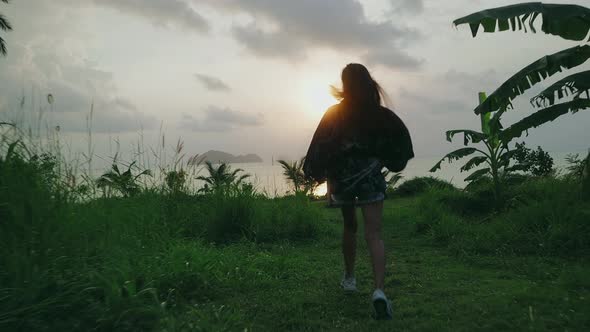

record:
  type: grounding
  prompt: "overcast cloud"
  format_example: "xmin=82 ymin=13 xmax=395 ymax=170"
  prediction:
xmin=0 ymin=0 xmax=589 ymax=161
xmin=194 ymin=74 xmax=231 ymax=92
xmin=200 ymin=0 xmax=423 ymax=70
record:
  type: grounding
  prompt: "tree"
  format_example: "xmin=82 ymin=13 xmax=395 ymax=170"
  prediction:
xmin=453 ymin=3 xmax=590 ymax=143
xmin=512 ymin=142 xmax=554 ymax=177
xmin=196 ymin=161 xmax=250 ymax=193
xmin=277 ymin=157 xmax=318 ymax=195
xmin=0 ymin=0 xmax=12 ymax=56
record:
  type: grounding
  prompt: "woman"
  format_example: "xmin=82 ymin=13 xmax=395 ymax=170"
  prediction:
xmin=303 ymin=63 xmax=414 ymax=320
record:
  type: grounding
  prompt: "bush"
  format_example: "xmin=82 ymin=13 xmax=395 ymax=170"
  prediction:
xmin=390 ymin=176 xmax=457 ymax=197
xmin=413 ymin=177 xmax=590 ymax=256
xmin=512 ymin=142 xmax=554 ymax=177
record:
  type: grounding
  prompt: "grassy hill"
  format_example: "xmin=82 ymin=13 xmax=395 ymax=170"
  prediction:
xmin=1 ymin=147 xmax=589 ymax=331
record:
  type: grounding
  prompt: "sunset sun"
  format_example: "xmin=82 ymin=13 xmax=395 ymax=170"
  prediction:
xmin=301 ymin=78 xmax=338 ymax=116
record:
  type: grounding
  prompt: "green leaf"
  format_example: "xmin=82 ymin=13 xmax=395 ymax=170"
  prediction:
xmin=473 ymin=45 xmax=590 ymax=114
xmin=500 ymin=98 xmax=590 ymax=142
xmin=446 ymin=129 xmax=487 ymax=145
xmin=465 ymin=168 xmax=491 ymax=182
xmin=532 ymin=70 xmax=590 ymax=107
xmin=430 ymin=148 xmax=478 ymax=172
xmin=454 ymin=3 xmax=590 ymax=41
xmin=461 ymin=156 xmax=488 ymax=172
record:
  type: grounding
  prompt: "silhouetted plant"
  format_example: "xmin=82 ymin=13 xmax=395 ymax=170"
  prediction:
xmin=0 ymin=0 xmax=12 ymax=56
xmin=512 ymin=142 xmax=554 ymax=177
xmin=96 ymin=161 xmax=152 ymax=197
xmin=382 ymin=169 xmax=403 ymax=191
xmin=453 ymin=3 xmax=590 ymax=144
xmin=196 ymin=161 xmax=250 ymax=194
xmin=165 ymin=170 xmax=187 ymax=193
xmin=277 ymin=157 xmax=319 ymax=195
xmin=431 ymin=92 xmax=529 ymax=203
xmin=565 ymin=153 xmax=587 ymax=179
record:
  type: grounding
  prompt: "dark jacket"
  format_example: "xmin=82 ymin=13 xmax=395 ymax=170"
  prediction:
xmin=303 ymin=101 xmax=414 ymax=182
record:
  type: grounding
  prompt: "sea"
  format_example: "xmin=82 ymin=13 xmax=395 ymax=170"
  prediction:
xmin=218 ymin=152 xmax=584 ymax=197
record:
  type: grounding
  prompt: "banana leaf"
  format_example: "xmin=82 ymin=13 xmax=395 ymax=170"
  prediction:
xmin=430 ymin=148 xmax=478 ymax=172
xmin=461 ymin=156 xmax=489 ymax=172
xmin=446 ymin=129 xmax=487 ymax=145
xmin=454 ymin=3 xmax=590 ymax=41
xmin=473 ymin=45 xmax=590 ymax=114
xmin=465 ymin=168 xmax=491 ymax=182
xmin=532 ymin=70 xmax=590 ymax=107
xmin=500 ymin=98 xmax=590 ymax=141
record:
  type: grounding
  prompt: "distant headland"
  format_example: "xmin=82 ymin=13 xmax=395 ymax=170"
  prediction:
xmin=198 ymin=150 xmax=263 ymax=164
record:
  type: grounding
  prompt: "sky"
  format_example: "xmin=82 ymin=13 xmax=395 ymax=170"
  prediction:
xmin=1 ymin=0 xmax=589 ymax=165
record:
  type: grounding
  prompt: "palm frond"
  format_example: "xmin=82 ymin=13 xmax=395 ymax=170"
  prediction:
xmin=454 ymin=3 xmax=590 ymax=41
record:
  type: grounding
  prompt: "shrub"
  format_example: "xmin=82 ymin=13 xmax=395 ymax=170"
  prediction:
xmin=512 ymin=142 xmax=554 ymax=177
xmin=413 ymin=177 xmax=590 ymax=256
xmin=391 ymin=176 xmax=457 ymax=197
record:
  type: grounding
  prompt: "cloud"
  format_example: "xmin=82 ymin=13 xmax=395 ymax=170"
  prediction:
xmin=93 ymin=0 xmax=209 ymax=33
xmin=194 ymin=73 xmax=231 ymax=92
xmin=180 ymin=106 xmax=263 ymax=132
xmin=390 ymin=0 xmax=424 ymax=16
xmin=200 ymin=0 xmax=423 ymax=70
xmin=0 ymin=24 xmax=156 ymax=133
xmin=363 ymin=48 xmax=424 ymax=71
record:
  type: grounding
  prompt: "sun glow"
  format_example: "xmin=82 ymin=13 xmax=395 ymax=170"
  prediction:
xmin=313 ymin=182 xmax=328 ymax=197
xmin=301 ymin=77 xmax=338 ymax=116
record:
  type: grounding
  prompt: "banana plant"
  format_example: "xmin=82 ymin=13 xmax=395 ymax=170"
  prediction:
xmin=0 ymin=0 xmax=11 ymax=56
xmin=431 ymin=93 xmax=526 ymax=201
xmin=453 ymin=2 xmax=590 ymax=143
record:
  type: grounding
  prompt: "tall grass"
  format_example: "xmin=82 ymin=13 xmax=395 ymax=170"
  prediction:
xmin=0 ymin=130 xmax=333 ymax=331
xmin=411 ymin=177 xmax=590 ymax=257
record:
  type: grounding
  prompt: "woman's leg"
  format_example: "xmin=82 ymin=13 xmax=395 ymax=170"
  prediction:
xmin=361 ymin=201 xmax=385 ymax=290
xmin=341 ymin=205 xmax=357 ymax=277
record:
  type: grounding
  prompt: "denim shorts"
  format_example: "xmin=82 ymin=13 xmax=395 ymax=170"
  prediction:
xmin=327 ymin=157 xmax=387 ymax=207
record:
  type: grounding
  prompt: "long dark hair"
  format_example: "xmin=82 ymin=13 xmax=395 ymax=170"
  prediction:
xmin=331 ymin=63 xmax=389 ymax=107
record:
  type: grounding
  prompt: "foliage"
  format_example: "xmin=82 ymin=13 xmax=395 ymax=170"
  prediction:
xmin=414 ymin=177 xmax=590 ymax=256
xmin=431 ymin=92 xmax=521 ymax=202
xmin=277 ymin=158 xmax=318 ymax=195
xmin=390 ymin=176 xmax=456 ymax=197
xmin=196 ymin=161 xmax=250 ymax=194
xmin=453 ymin=3 xmax=590 ymax=149
xmin=0 ymin=0 xmax=11 ymax=56
xmin=565 ymin=153 xmax=586 ymax=178
xmin=0 ymin=139 xmax=335 ymax=331
xmin=512 ymin=142 xmax=554 ymax=176
xmin=165 ymin=169 xmax=187 ymax=193
xmin=382 ymin=169 xmax=403 ymax=192
xmin=96 ymin=161 xmax=152 ymax=197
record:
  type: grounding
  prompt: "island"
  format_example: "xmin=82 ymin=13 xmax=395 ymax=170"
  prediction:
xmin=198 ymin=150 xmax=263 ymax=164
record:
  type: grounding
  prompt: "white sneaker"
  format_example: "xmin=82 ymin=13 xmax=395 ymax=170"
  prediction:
xmin=372 ymin=289 xmax=393 ymax=320
xmin=340 ymin=273 xmax=358 ymax=293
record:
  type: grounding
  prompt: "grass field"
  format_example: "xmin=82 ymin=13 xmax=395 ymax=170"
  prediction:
xmin=2 ymin=145 xmax=589 ymax=332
